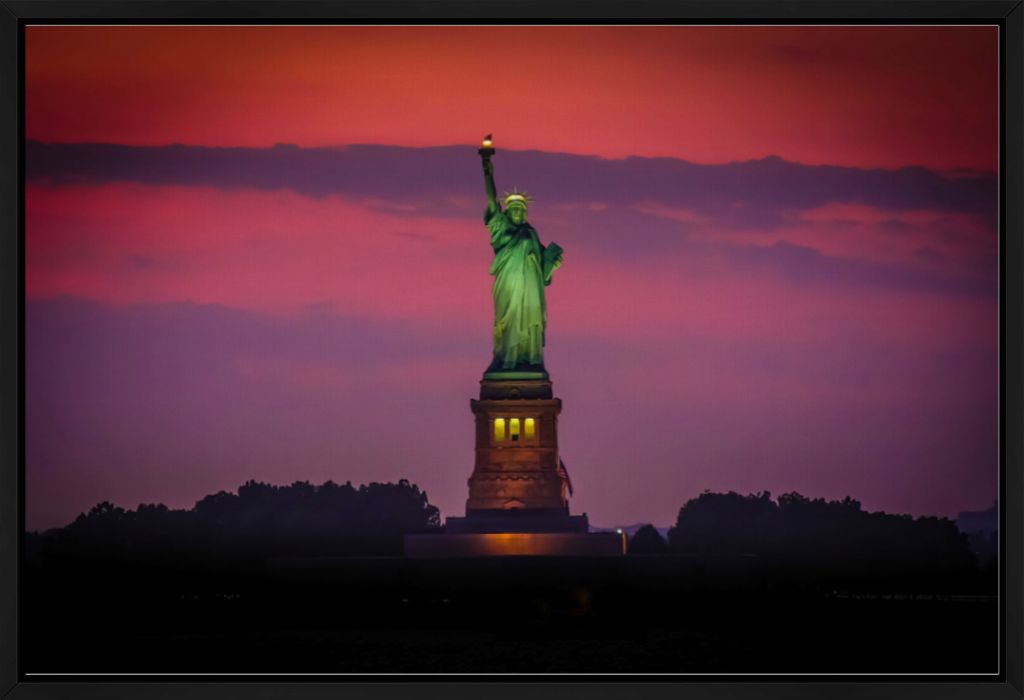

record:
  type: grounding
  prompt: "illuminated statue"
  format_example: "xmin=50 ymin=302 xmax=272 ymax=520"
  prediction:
xmin=478 ymin=135 xmax=564 ymax=378
xmin=404 ymin=138 xmax=625 ymax=556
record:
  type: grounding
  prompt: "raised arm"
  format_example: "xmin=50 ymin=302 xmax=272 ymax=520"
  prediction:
xmin=482 ymin=156 xmax=499 ymax=217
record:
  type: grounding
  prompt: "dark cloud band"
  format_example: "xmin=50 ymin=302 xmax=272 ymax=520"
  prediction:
xmin=26 ymin=141 xmax=997 ymax=225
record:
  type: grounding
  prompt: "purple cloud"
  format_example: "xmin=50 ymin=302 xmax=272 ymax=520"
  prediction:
xmin=26 ymin=141 xmax=997 ymax=226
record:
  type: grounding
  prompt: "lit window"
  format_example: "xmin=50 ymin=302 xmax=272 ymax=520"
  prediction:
xmin=493 ymin=418 xmax=506 ymax=441
xmin=509 ymin=418 xmax=520 ymax=441
xmin=524 ymin=418 xmax=535 ymax=440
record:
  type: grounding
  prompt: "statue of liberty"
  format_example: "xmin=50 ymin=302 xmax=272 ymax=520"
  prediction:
xmin=478 ymin=135 xmax=564 ymax=379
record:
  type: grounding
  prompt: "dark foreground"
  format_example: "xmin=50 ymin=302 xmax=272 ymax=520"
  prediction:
xmin=24 ymin=555 xmax=998 ymax=675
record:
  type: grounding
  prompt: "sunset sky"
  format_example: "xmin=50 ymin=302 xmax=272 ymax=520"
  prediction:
xmin=25 ymin=25 xmax=999 ymax=530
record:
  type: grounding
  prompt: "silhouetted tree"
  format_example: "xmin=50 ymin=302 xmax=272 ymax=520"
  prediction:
xmin=39 ymin=478 xmax=441 ymax=563
xmin=667 ymin=490 xmax=777 ymax=555
xmin=666 ymin=490 xmax=978 ymax=591
xmin=629 ymin=524 xmax=668 ymax=554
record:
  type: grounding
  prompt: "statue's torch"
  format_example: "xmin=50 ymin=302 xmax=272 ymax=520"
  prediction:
xmin=478 ymin=133 xmax=495 ymax=160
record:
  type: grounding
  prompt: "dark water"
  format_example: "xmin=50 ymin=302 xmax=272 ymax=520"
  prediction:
xmin=24 ymin=555 xmax=998 ymax=676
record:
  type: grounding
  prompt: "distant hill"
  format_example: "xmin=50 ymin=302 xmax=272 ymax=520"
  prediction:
xmin=956 ymin=502 xmax=997 ymax=536
xmin=591 ymin=522 xmax=670 ymax=538
xmin=956 ymin=502 xmax=997 ymax=569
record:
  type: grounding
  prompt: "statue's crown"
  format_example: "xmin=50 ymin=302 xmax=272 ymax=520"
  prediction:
xmin=503 ymin=189 xmax=532 ymax=208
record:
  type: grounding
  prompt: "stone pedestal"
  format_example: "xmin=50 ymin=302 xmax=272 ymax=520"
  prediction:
xmin=465 ymin=378 xmax=570 ymax=517
xmin=403 ymin=376 xmax=626 ymax=557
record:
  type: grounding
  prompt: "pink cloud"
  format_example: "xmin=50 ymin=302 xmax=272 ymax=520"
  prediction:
xmin=27 ymin=182 xmax=995 ymax=353
xmin=27 ymin=26 xmax=997 ymax=171
xmin=27 ymin=182 xmax=490 ymax=321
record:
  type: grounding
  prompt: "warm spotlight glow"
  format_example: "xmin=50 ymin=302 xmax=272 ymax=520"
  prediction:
xmin=493 ymin=418 xmax=505 ymax=442
xmin=524 ymin=417 xmax=535 ymax=440
xmin=509 ymin=418 xmax=520 ymax=442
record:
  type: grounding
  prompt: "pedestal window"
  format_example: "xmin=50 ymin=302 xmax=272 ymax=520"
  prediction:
xmin=491 ymin=416 xmax=538 ymax=444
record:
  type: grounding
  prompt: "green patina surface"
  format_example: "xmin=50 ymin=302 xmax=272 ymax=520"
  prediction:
xmin=480 ymin=148 xmax=563 ymax=378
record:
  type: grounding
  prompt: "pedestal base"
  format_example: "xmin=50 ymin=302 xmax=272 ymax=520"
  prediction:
xmin=404 ymin=531 xmax=627 ymax=558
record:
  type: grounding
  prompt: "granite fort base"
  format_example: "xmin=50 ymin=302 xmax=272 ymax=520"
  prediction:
xmin=405 ymin=531 xmax=626 ymax=558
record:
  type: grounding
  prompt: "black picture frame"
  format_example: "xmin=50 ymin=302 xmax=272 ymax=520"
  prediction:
xmin=1 ymin=2 xmax=1020 ymax=698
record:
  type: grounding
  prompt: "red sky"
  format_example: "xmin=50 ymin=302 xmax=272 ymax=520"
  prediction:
xmin=24 ymin=26 xmax=999 ymax=530
xmin=27 ymin=25 xmax=998 ymax=170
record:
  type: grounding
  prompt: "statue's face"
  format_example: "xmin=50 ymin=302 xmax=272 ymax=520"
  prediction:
xmin=507 ymin=203 xmax=528 ymax=225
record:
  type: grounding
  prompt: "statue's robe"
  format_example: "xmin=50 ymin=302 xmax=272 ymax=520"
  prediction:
xmin=485 ymin=207 xmax=557 ymax=369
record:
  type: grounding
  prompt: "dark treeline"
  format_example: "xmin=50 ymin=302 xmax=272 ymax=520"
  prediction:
xmin=28 ymin=479 xmax=441 ymax=562
xmin=628 ymin=490 xmax=986 ymax=591
xmin=28 ymin=483 xmax=978 ymax=577
xmin=24 ymin=483 xmax=997 ymax=673
xmin=29 ymin=482 xmax=984 ymax=588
